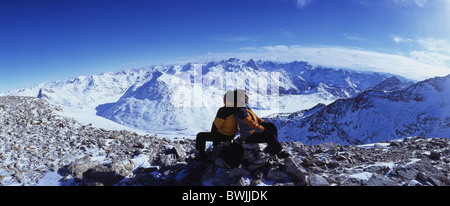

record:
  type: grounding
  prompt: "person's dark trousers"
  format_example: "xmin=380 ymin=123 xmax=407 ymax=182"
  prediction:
xmin=196 ymin=132 xmax=235 ymax=155
xmin=244 ymin=122 xmax=282 ymax=155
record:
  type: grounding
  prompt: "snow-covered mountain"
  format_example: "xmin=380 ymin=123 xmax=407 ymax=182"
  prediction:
xmin=2 ymin=69 xmax=154 ymax=109
xmin=1 ymin=58 xmax=405 ymax=137
xmin=268 ymin=75 xmax=450 ymax=145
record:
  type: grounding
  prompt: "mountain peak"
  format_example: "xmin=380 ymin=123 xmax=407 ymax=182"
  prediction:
xmin=245 ymin=58 xmax=262 ymax=70
xmin=218 ymin=58 xmax=245 ymax=66
xmin=369 ymin=76 xmax=409 ymax=92
xmin=225 ymin=57 xmax=241 ymax=63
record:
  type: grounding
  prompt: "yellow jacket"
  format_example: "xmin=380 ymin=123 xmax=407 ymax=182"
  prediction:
xmin=211 ymin=106 xmax=238 ymax=136
xmin=234 ymin=107 xmax=265 ymax=139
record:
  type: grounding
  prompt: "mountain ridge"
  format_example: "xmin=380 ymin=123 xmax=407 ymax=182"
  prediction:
xmin=268 ymin=74 xmax=450 ymax=145
xmin=1 ymin=58 xmax=412 ymax=138
xmin=89 ymin=59 xmax=400 ymax=135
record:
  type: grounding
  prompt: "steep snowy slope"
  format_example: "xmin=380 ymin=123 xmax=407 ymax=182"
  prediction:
xmin=269 ymin=75 xmax=450 ymax=145
xmin=96 ymin=71 xmax=221 ymax=136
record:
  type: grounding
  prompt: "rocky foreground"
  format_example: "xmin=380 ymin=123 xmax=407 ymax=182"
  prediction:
xmin=0 ymin=96 xmax=449 ymax=186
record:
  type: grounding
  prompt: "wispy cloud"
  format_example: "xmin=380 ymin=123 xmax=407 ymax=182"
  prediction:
xmin=391 ymin=34 xmax=413 ymax=43
xmin=385 ymin=0 xmax=429 ymax=7
xmin=411 ymin=38 xmax=450 ymax=68
xmin=391 ymin=35 xmax=450 ymax=68
xmin=353 ymin=0 xmax=371 ymax=7
xmin=414 ymin=0 xmax=429 ymax=7
xmin=354 ymin=0 xmax=430 ymax=8
xmin=416 ymin=38 xmax=450 ymax=54
xmin=289 ymin=0 xmax=430 ymax=9
xmin=295 ymin=0 xmax=317 ymax=9
xmin=183 ymin=44 xmax=450 ymax=81
xmin=342 ymin=33 xmax=366 ymax=42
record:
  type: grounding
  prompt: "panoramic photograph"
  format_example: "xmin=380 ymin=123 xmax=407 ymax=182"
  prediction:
xmin=1 ymin=0 xmax=449 ymax=199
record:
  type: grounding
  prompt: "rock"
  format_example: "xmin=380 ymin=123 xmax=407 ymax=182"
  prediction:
xmin=242 ymin=143 xmax=261 ymax=151
xmin=266 ymin=168 xmax=289 ymax=181
xmin=326 ymin=160 xmax=340 ymax=169
xmin=284 ymin=157 xmax=307 ymax=183
xmin=66 ymin=156 xmax=102 ymax=180
xmin=391 ymin=167 xmax=418 ymax=181
xmin=364 ymin=174 xmax=399 ymax=186
xmin=108 ymin=135 xmax=119 ymax=139
xmin=228 ymin=168 xmax=251 ymax=179
xmin=308 ymin=174 xmax=330 ymax=186
xmin=159 ymin=154 xmax=177 ymax=167
xmin=429 ymin=151 xmax=441 ymax=160
xmin=81 ymin=165 xmax=117 ymax=186
xmin=291 ymin=142 xmax=310 ymax=157
xmin=243 ymin=150 xmax=256 ymax=160
xmin=110 ymin=160 xmax=134 ymax=178
xmin=232 ymin=177 xmax=250 ymax=186
xmin=133 ymin=142 xmax=145 ymax=149
xmin=212 ymin=171 xmax=230 ymax=186
xmin=341 ymin=177 xmax=361 ymax=186
xmin=301 ymin=157 xmax=315 ymax=167
xmin=215 ymin=157 xmax=230 ymax=168
xmin=168 ymin=145 xmax=185 ymax=159
xmin=315 ymin=142 xmax=341 ymax=153
xmin=133 ymin=169 xmax=160 ymax=186
xmin=247 ymin=162 xmax=266 ymax=172
xmin=250 ymin=156 xmax=270 ymax=165
xmin=364 ymin=165 xmax=390 ymax=175
xmin=415 ymin=172 xmax=441 ymax=186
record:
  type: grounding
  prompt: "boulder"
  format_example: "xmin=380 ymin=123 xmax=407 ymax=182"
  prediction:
xmin=341 ymin=177 xmax=361 ymax=186
xmin=169 ymin=145 xmax=186 ymax=160
xmin=267 ymin=168 xmax=289 ymax=181
xmin=110 ymin=160 xmax=134 ymax=178
xmin=66 ymin=156 xmax=102 ymax=180
xmin=284 ymin=157 xmax=307 ymax=183
xmin=364 ymin=174 xmax=399 ymax=186
xmin=308 ymin=174 xmax=330 ymax=186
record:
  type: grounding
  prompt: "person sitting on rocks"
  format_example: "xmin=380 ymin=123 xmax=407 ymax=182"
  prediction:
xmin=195 ymin=91 xmax=239 ymax=160
xmin=233 ymin=89 xmax=289 ymax=158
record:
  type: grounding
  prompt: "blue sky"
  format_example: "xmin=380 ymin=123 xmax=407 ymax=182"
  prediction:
xmin=1 ymin=0 xmax=450 ymax=91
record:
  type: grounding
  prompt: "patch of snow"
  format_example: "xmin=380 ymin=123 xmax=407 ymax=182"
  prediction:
xmin=347 ymin=172 xmax=373 ymax=181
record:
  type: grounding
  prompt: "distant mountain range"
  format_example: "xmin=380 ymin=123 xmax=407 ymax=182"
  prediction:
xmin=6 ymin=58 xmax=447 ymax=144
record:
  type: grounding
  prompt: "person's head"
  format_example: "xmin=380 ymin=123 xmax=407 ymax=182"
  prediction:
xmin=224 ymin=90 xmax=234 ymax=107
xmin=224 ymin=89 xmax=248 ymax=108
